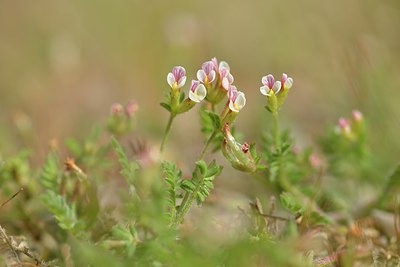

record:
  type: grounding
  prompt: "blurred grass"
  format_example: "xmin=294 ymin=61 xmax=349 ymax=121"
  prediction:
xmin=0 ymin=0 xmax=399 ymax=172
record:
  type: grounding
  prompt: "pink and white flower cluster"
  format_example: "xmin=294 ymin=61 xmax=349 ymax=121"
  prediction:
xmin=167 ymin=66 xmax=207 ymax=103
xmin=196 ymin=57 xmax=245 ymax=112
xmin=335 ymin=110 xmax=364 ymax=138
xmin=260 ymin=73 xmax=293 ymax=96
xmin=166 ymin=58 xmax=246 ymax=113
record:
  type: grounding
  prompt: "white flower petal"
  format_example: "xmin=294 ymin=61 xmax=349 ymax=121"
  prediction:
xmin=219 ymin=61 xmax=230 ymax=71
xmin=167 ymin=73 xmax=175 ymax=88
xmin=261 ymin=76 xmax=269 ymax=86
xmin=197 ymin=70 xmax=206 ymax=82
xmin=195 ymin=84 xmax=207 ymax=100
xmin=189 ymin=90 xmax=200 ymax=103
xmin=260 ymin=86 xmax=270 ymax=96
xmin=229 ymin=101 xmax=239 ymax=112
xmin=189 ymin=84 xmax=207 ymax=103
xmin=284 ymin=77 xmax=293 ymax=89
xmin=227 ymin=72 xmax=234 ymax=83
xmin=273 ymin=81 xmax=282 ymax=93
xmin=209 ymin=70 xmax=216 ymax=83
xmin=177 ymin=76 xmax=186 ymax=88
xmin=222 ymin=77 xmax=229 ymax=90
xmin=235 ymin=92 xmax=246 ymax=109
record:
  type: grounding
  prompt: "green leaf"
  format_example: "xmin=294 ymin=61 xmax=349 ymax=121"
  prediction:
xmin=308 ymin=211 xmax=332 ymax=225
xmin=65 ymin=138 xmax=82 ymax=157
xmin=200 ymin=108 xmax=221 ymax=134
xmin=112 ymin=226 xmax=133 ymax=241
xmin=179 ymin=92 xmax=185 ymax=103
xmin=39 ymin=152 xmax=60 ymax=191
xmin=181 ymin=180 xmax=196 ymax=193
xmin=162 ymin=161 xmax=183 ymax=222
xmin=280 ymin=192 xmax=304 ymax=214
xmin=41 ymin=191 xmax=79 ymax=231
xmin=111 ymin=137 xmax=139 ymax=186
xmin=160 ymin=102 xmax=171 ymax=112
xmin=195 ymin=160 xmax=207 ymax=176
xmin=379 ymin=164 xmax=400 ymax=205
xmin=205 ymin=160 xmax=222 ymax=178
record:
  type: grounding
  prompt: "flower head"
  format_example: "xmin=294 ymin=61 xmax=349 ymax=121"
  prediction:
xmin=352 ymin=110 xmax=363 ymax=122
xmin=188 ymin=80 xmax=207 ymax=103
xmin=228 ymin=86 xmax=246 ymax=112
xmin=110 ymin=103 xmax=123 ymax=116
xmin=281 ymin=73 xmax=294 ymax=90
xmin=197 ymin=61 xmax=216 ymax=84
xmin=167 ymin=66 xmax=186 ymax=89
xmin=309 ymin=153 xmax=323 ymax=169
xmin=337 ymin=118 xmax=351 ymax=135
xmin=260 ymin=74 xmax=282 ymax=96
xmin=260 ymin=73 xmax=293 ymax=96
xmin=125 ymin=100 xmax=139 ymax=118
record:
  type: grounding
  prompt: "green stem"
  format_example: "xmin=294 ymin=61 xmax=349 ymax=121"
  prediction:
xmin=272 ymin=112 xmax=291 ymax=192
xmin=272 ymin=111 xmax=280 ymax=148
xmin=199 ymin=130 xmax=217 ymax=161
xmin=160 ymin=113 xmax=176 ymax=153
xmin=173 ymin=130 xmax=218 ymax=226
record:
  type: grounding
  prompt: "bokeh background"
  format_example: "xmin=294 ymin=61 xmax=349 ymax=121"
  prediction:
xmin=1 ymin=0 xmax=400 ymax=175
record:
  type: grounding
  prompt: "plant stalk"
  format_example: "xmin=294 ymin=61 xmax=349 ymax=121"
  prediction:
xmin=160 ymin=113 xmax=176 ymax=153
xmin=173 ymin=129 xmax=218 ymax=226
xmin=272 ymin=112 xmax=291 ymax=192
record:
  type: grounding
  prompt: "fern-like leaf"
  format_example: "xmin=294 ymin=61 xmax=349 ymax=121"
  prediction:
xmin=41 ymin=191 xmax=79 ymax=231
xmin=111 ymin=137 xmax=139 ymax=186
xmin=39 ymin=152 xmax=60 ymax=191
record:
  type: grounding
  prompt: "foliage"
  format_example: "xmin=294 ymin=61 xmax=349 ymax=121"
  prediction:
xmin=0 ymin=61 xmax=398 ymax=267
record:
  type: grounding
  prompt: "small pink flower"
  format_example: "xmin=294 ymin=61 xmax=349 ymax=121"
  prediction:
xmin=260 ymin=74 xmax=282 ymax=96
xmin=211 ymin=57 xmax=234 ymax=90
xmin=281 ymin=73 xmax=294 ymax=90
xmin=167 ymin=66 xmax=186 ymax=89
xmin=220 ymin=68 xmax=234 ymax=90
xmin=338 ymin=118 xmax=351 ymax=134
xmin=188 ymin=80 xmax=207 ymax=103
xmin=260 ymin=73 xmax=293 ymax=96
xmin=228 ymin=86 xmax=246 ymax=112
xmin=197 ymin=61 xmax=216 ymax=84
xmin=125 ymin=100 xmax=139 ymax=117
xmin=309 ymin=154 xmax=323 ymax=169
xmin=352 ymin=110 xmax=363 ymax=122
xmin=111 ymin=103 xmax=123 ymax=116
xmin=211 ymin=57 xmax=219 ymax=72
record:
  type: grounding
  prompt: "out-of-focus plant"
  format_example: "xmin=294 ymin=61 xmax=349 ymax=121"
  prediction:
xmin=1 ymin=57 xmax=399 ymax=267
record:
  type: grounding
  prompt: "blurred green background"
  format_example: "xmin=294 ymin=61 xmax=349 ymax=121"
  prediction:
xmin=1 ymin=0 xmax=399 ymax=172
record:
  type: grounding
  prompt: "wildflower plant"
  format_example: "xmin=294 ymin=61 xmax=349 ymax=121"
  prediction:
xmin=160 ymin=58 xmax=251 ymax=226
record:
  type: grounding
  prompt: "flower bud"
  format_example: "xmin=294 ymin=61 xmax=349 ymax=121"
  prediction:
xmin=338 ymin=118 xmax=351 ymax=135
xmin=221 ymin=123 xmax=257 ymax=173
xmin=125 ymin=100 xmax=139 ymax=118
xmin=351 ymin=110 xmax=365 ymax=136
xmin=111 ymin=103 xmax=124 ymax=116
xmin=352 ymin=110 xmax=363 ymax=122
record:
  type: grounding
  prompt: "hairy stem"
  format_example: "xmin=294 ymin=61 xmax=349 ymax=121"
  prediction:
xmin=173 ymin=130 xmax=218 ymax=226
xmin=160 ymin=114 xmax=176 ymax=153
xmin=272 ymin=112 xmax=291 ymax=192
xmin=199 ymin=130 xmax=217 ymax=161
